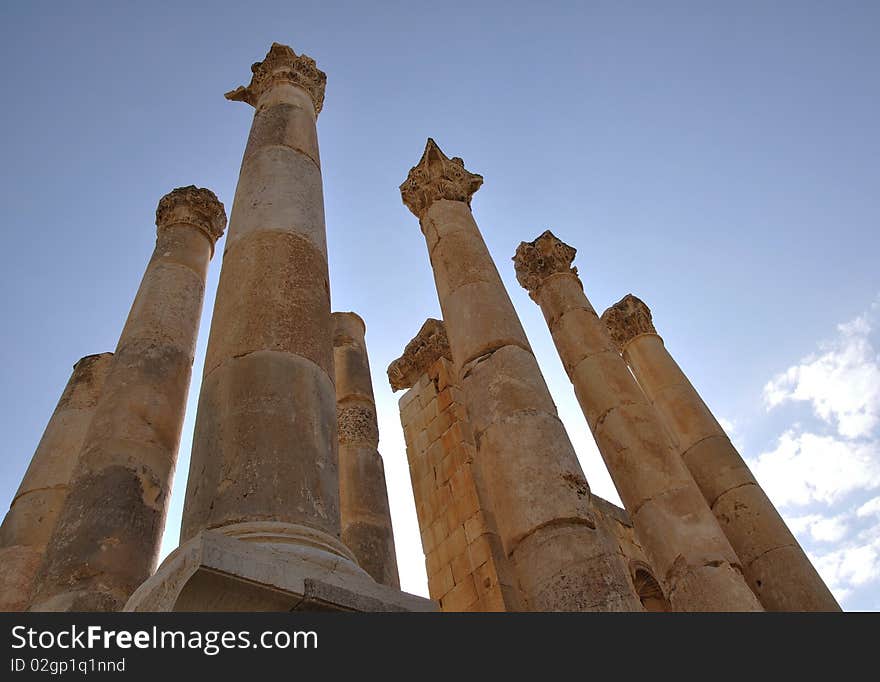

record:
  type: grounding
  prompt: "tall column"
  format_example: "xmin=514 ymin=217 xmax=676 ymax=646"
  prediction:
xmin=180 ymin=43 xmax=348 ymax=560
xmin=513 ymin=231 xmax=762 ymax=611
xmin=602 ymin=294 xmax=840 ymax=611
xmin=29 ymin=187 xmax=225 ymax=611
xmin=332 ymin=312 xmax=400 ymax=588
xmin=399 ymin=140 xmax=641 ymax=612
xmin=0 ymin=353 xmax=112 ymax=611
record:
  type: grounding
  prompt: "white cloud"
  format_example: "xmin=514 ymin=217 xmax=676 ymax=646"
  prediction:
xmin=750 ymin=430 xmax=880 ymax=507
xmin=812 ymin=537 xmax=880 ymax=595
xmin=786 ymin=513 xmax=849 ymax=543
xmin=857 ymin=496 xmax=880 ymax=518
xmin=762 ymin=310 xmax=880 ymax=439
xmin=749 ymin=298 xmax=880 ymax=608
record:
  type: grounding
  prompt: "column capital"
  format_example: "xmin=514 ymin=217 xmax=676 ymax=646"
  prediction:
xmin=387 ymin=319 xmax=452 ymax=391
xmin=600 ymin=294 xmax=658 ymax=352
xmin=399 ymin=139 xmax=483 ymax=218
xmin=513 ymin=230 xmax=579 ymax=299
xmin=156 ymin=186 xmax=227 ymax=245
xmin=225 ymin=42 xmax=326 ymax=115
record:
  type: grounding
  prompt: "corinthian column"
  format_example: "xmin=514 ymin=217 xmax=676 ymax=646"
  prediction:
xmin=399 ymin=140 xmax=641 ymax=612
xmin=513 ymin=231 xmax=762 ymax=611
xmin=29 ymin=187 xmax=225 ymax=612
xmin=124 ymin=45 xmax=432 ymax=613
xmin=601 ymin=294 xmax=840 ymax=611
xmin=179 ymin=42 xmax=346 ymax=552
xmin=332 ymin=312 xmax=400 ymax=588
xmin=0 ymin=353 xmax=112 ymax=611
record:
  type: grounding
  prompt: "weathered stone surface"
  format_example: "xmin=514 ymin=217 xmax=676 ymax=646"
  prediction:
xmin=125 ymin=525 xmax=434 ymax=612
xmin=400 ymin=143 xmax=641 ymax=611
xmin=514 ymin=231 xmax=762 ymax=611
xmin=387 ymin=319 xmax=451 ymax=391
xmin=395 ymin=355 xmax=524 ymax=611
xmin=400 ymin=139 xmax=483 ymax=219
xmin=0 ymin=353 xmax=113 ymax=611
xmin=182 ymin=351 xmax=340 ymax=542
xmin=599 ymin=293 xmax=657 ymax=353
xmin=605 ymin=295 xmax=839 ymax=611
xmin=332 ymin=312 xmax=400 ymax=588
xmin=225 ymin=42 xmax=326 ymax=115
xmin=29 ymin=188 xmax=224 ymax=612
xmin=182 ymin=44 xmax=339 ymax=560
xmin=512 ymin=229 xmax=578 ymax=302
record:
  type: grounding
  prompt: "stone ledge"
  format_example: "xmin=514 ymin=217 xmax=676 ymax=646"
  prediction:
xmin=124 ymin=529 xmax=436 ymax=612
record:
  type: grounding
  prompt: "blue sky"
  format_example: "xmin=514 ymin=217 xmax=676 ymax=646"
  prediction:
xmin=1 ymin=1 xmax=877 ymax=610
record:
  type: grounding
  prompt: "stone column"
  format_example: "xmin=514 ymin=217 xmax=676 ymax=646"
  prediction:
xmin=332 ymin=311 xmax=400 ymax=588
xmin=399 ymin=140 xmax=641 ymax=612
xmin=29 ymin=187 xmax=225 ymax=612
xmin=0 ymin=353 xmax=113 ymax=611
xmin=513 ymin=231 xmax=762 ymax=611
xmin=180 ymin=43 xmax=348 ymax=560
xmin=602 ymin=294 xmax=840 ymax=611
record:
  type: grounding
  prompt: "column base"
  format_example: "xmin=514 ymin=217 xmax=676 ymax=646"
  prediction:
xmin=124 ymin=522 xmax=436 ymax=612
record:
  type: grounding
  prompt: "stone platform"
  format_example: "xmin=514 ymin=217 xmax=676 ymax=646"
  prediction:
xmin=124 ymin=523 xmax=435 ymax=612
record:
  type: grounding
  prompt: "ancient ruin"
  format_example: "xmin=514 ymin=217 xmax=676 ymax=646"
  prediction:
xmin=0 ymin=42 xmax=839 ymax=612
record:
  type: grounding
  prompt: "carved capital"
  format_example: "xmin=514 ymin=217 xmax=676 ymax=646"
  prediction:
xmin=513 ymin=230 xmax=579 ymax=299
xmin=387 ymin=319 xmax=452 ymax=391
xmin=155 ymin=186 xmax=227 ymax=245
xmin=225 ymin=42 xmax=326 ymax=115
xmin=337 ymin=404 xmax=379 ymax=446
xmin=600 ymin=294 xmax=657 ymax=352
xmin=399 ymin=139 xmax=483 ymax=218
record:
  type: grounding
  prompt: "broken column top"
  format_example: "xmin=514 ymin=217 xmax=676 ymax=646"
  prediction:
xmin=387 ymin=319 xmax=452 ymax=391
xmin=600 ymin=294 xmax=658 ymax=352
xmin=399 ymin=138 xmax=483 ymax=218
xmin=155 ymin=185 xmax=227 ymax=246
xmin=224 ymin=42 xmax=327 ymax=114
xmin=513 ymin=229 xmax=579 ymax=300
xmin=332 ymin=311 xmax=367 ymax=345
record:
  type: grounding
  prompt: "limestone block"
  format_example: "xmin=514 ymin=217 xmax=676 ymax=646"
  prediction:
xmin=511 ymin=521 xmax=639 ymax=612
xmin=570 ymin=351 xmax=650 ymax=429
xmin=747 ymin=545 xmax=839 ymax=612
xmin=226 ymin=146 xmax=327 ymax=258
xmin=667 ymin=561 xmax=762 ymax=612
xmin=459 ymin=344 xmax=557 ymax=435
xmin=441 ymin=280 xmax=532 ymax=368
xmin=429 ymin=226 xmax=500 ymax=300
xmin=545 ymin=306 xmax=616 ymax=375
xmin=630 ymin=491 xmax=742 ymax=582
xmin=470 ymin=412 xmax=592 ymax=549
xmin=0 ymin=546 xmax=42 ymax=612
xmin=712 ymin=483 xmax=799 ymax=566
xmin=183 ymin=351 xmax=339 ymax=542
xmin=244 ymin=89 xmax=320 ymax=167
xmin=124 ymin=526 xmax=435 ymax=612
xmin=592 ymin=404 xmax=695 ymax=510
xmin=681 ymin=435 xmax=757 ymax=506
xmin=204 ymin=231 xmax=333 ymax=376
xmin=649 ymin=382 xmax=724 ymax=452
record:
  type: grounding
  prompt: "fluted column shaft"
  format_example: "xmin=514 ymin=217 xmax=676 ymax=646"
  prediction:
xmin=603 ymin=295 xmax=840 ymax=611
xmin=400 ymin=141 xmax=641 ymax=612
xmin=30 ymin=188 xmax=225 ymax=611
xmin=181 ymin=44 xmax=345 ymax=556
xmin=514 ymin=231 xmax=762 ymax=611
xmin=0 ymin=353 xmax=112 ymax=611
xmin=332 ymin=312 xmax=400 ymax=588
